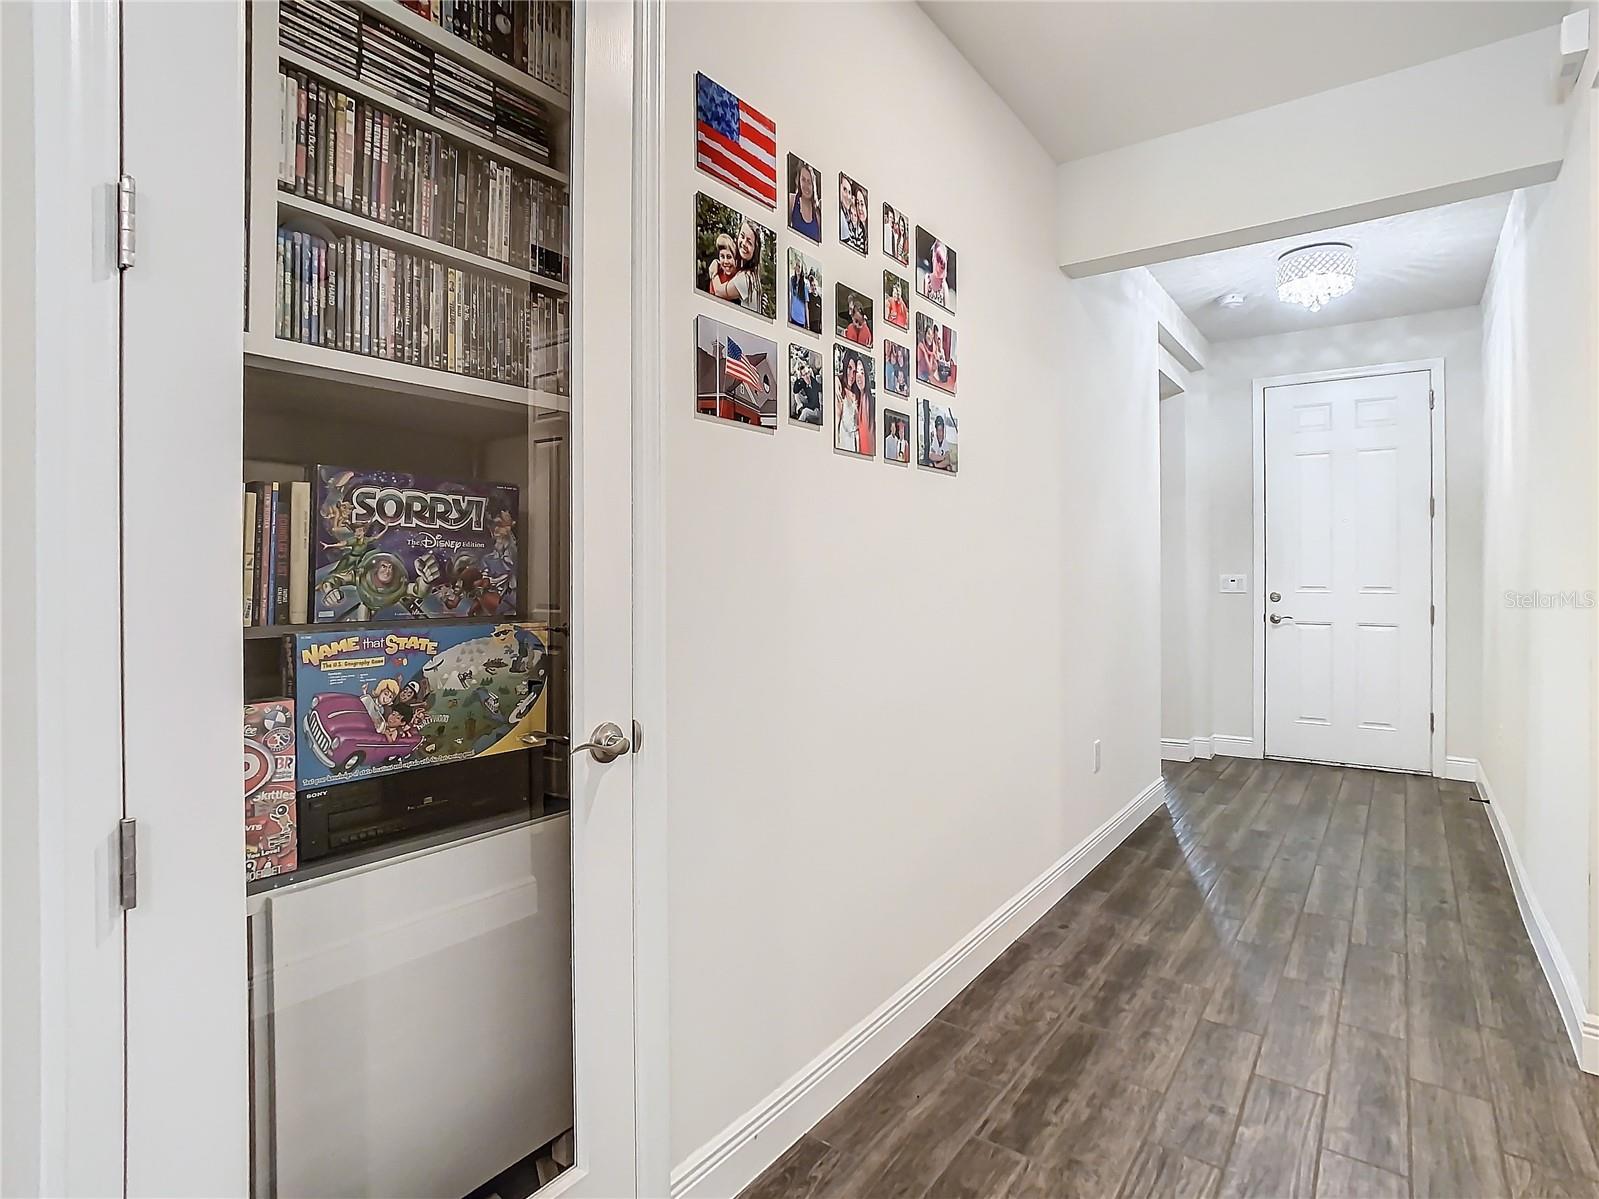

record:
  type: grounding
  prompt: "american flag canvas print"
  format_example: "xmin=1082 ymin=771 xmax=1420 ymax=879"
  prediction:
xmin=695 ymin=72 xmax=777 ymax=209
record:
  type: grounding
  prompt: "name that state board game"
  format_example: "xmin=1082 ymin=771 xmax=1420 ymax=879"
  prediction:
xmin=313 ymin=465 xmax=520 ymax=622
xmin=294 ymin=622 xmax=550 ymax=789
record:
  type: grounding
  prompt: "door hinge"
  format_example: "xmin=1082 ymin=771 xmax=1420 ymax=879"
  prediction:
xmin=1430 ymin=712 xmax=1436 ymax=733
xmin=118 ymin=818 xmax=138 ymax=911
xmin=1430 ymin=603 xmax=1436 ymax=625
xmin=632 ymin=718 xmax=644 ymax=753
xmin=1429 ymin=496 xmax=1436 ymax=518
xmin=1429 ymin=389 xmax=1435 ymax=410
xmin=116 ymin=173 xmax=136 ymax=270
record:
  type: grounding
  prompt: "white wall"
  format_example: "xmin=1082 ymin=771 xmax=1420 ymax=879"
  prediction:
xmin=1181 ymin=307 xmax=1484 ymax=760
xmin=662 ymin=0 xmax=1170 ymax=1177
xmin=1479 ymin=82 xmax=1598 ymax=1015
xmin=1057 ymin=27 xmax=1568 ymax=275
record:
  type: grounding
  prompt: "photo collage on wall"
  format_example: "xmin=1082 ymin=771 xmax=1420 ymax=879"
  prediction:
xmin=692 ymin=70 xmax=958 ymax=472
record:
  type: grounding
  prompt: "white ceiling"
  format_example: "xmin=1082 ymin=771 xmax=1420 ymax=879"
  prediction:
xmin=921 ymin=1 xmax=1570 ymax=162
xmin=1146 ymin=193 xmax=1513 ymax=342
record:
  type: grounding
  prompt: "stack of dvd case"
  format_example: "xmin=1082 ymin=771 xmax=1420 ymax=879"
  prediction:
xmin=433 ymin=53 xmax=496 ymax=135
xmin=492 ymin=85 xmax=551 ymax=163
xmin=358 ymin=15 xmax=431 ymax=111
xmin=279 ymin=0 xmax=358 ymax=75
xmin=274 ymin=224 xmax=571 ymax=395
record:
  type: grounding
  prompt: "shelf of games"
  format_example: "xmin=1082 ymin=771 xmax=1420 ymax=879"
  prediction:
xmin=241 ymin=0 xmax=576 ymax=896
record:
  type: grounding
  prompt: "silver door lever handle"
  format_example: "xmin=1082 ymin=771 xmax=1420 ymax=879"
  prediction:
xmin=1269 ymin=614 xmax=1295 ymax=625
xmin=571 ymin=721 xmax=632 ymax=763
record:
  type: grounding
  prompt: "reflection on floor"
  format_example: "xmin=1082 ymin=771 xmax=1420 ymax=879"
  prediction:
xmin=739 ymin=758 xmax=1599 ymax=1199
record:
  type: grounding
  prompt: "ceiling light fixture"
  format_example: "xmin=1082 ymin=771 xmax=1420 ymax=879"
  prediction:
xmin=1276 ymin=242 xmax=1357 ymax=313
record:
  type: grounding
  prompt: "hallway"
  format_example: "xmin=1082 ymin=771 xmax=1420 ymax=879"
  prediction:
xmin=740 ymin=758 xmax=1598 ymax=1199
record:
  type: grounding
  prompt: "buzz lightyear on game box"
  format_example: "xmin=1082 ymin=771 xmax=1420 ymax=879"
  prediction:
xmin=294 ymin=622 xmax=549 ymax=789
xmin=313 ymin=465 xmax=519 ymax=622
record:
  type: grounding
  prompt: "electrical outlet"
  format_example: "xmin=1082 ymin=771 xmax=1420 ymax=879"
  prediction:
xmin=1220 ymin=574 xmax=1246 ymax=594
xmin=1092 ymin=739 xmax=1102 ymax=773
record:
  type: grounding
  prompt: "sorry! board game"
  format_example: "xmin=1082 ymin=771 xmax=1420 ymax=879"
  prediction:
xmin=313 ymin=465 xmax=520 ymax=622
xmin=293 ymin=622 xmax=550 ymax=789
xmin=244 ymin=698 xmax=298 ymax=880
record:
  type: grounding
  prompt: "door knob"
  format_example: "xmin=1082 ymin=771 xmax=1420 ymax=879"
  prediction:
xmin=571 ymin=721 xmax=632 ymax=763
xmin=1269 ymin=592 xmax=1281 ymax=603
xmin=1269 ymin=614 xmax=1294 ymax=625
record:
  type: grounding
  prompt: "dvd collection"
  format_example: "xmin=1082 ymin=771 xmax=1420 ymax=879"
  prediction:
xmin=278 ymin=66 xmax=568 ymax=280
xmin=399 ymin=0 xmax=574 ymax=97
xmin=274 ymin=225 xmax=570 ymax=393
xmin=244 ymin=480 xmax=314 ymax=626
xmin=280 ymin=0 xmax=567 ymax=167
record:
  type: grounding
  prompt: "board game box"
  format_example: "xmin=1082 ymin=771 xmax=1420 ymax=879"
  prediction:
xmin=312 ymin=465 xmax=520 ymax=622
xmin=244 ymin=698 xmax=298 ymax=880
xmin=293 ymin=622 xmax=550 ymax=789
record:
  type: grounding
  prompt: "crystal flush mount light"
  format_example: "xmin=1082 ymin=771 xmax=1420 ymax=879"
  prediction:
xmin=1276 ymin=242 xmax=1357 ymax=313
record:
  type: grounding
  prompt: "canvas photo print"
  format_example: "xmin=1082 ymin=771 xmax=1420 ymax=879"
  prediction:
xmin=833 ymin=343 xmax=877 ymax=458
xmin=914 ymin=225 xmax=957 ymax=313
xmin=883 ymin=270 xmax=909 ymax=330
xmin=882 ymin=203 xmax=909 ymax=265
xmin=787 ymin=247 xmax=823 ymax=336
xmin=914 ymin=311 xmax=958 ymax=395
xmin=695 ymin=72 xmax=778 ymax=208
xmin=786 ymin=153 xmax=823 ymax=243
xmin=835 ymin=283 xmax=874 ymax=346
xmin=882 ymin=409 xmax=911 ymax=465
xmin=697 ymin=192 xmax=777 ymax=320
xmin=788 ymin=343 xmax=823 ymax=427
xmin=839 ymin=172 xmax=869 ymax=255
xmin=917 ymin=398 xmax=958 ymax=474
xmin=695 ymin=314 xmax=778 ymax=430
xmin=883 ymin=341 xmax=910 ymax=397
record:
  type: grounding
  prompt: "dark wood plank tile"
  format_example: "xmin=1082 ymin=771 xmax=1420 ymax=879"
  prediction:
xmin=1315 ymin=831 xmax=1365 ymax=874
xmin=1157 ymin=914 xmax=1243 ymax=986
xmin=1407 ymin=951 xmax=1479 ymax=1037
xmin=1237 ymin=885 xmax=1303 ymax=948
xmin=1217 ymin=1076 xmax=1322 ymax=1199
xmin=1204 ymin=865 xmax=1267 ymax=922
xmin=811 ymin=1017 xmax=972 ymax=1157
xmin=1118 ymin=1142 xmax=1221 ymax=1199
xmin=1282 ymin=913 xmax=1350 ymax=988
xmin=1409 ymin=1082 xmax=1508 ymax=1199
xmin=1472 ymin=946 xmax=1570 ymax=1048
xmin=1481 ymin=1029 xmax=1599 ymax=1181
xmin=1349 ymin=885 xmax=1406 ymax=952
xmin=1405 ymin=865 xmax=1459 ymax=924
xmin=1031 ymin=1076 xmax=1164 ymax=1198
xmin=1406 ymin=912 xmax=1467 ymax=960
xmin=1302 ymin=867 xmax=1357 ymax=920
xmin=738 ymin=1134 xmax=842 ymax=1199
xmin=1356 ymin=845 xmax=1405 ymax=896
xmin=1408 ymin=1016 xmax=1492 ymax=1100
xmin=949 ymin=961 xmax=1078 ymax=1089
xmin=1338 ymin=945 xmax=1405 ymax=1040
xmin=1503 ymin=1154 xmax=1599 ymax=1199
xmin=1120 ymin=976 xmax=1212 ymax=1092
xmin=1054 ymin=908 xmax=1143 ymax=984
xmin=1149 ymin=1020 xmax=1261 ymax=1167
xmin=978 ymin=1021 xmax=1105 ymax=1157
xmin=1321 ymin=1026 xmax=1408 ymax=1176
xmin=1204 ymin=939 xmax=1291 ymax=1036
xmin=1255 ymin=979 xmax=1339 ymax=1094
xmin=919 ymin=1136 xmax=1027 ymax=1199
xmin=1072 ymin=942 xmax=1162 ymax=1031
xmin=1261 ymin=841 xmax=1321 ymax=895
xmin=1313 ymin=1151 xmax=1405 ymax=1199
xmin=830 ymin=1070 xmax=1002 ymax=1199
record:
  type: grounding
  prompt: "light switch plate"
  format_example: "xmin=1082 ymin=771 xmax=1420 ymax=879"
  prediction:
xmin=1219 ymin=574 xmax=1246 ymax=593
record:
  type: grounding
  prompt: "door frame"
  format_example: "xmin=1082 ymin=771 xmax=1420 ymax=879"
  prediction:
xmin=1250 ymin=358 xmax=1447 ymax=777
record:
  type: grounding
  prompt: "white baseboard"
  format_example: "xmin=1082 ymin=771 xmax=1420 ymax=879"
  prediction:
xmin=668 ymin=775 xmax=1170 ymax=1199
xmin=1442 ymin=755 xmax=1479 ymax=782
xmin=1474 ymin=761 xmax=1599 ymax=1073
xmin=1211 ymin=734 xmax=1260 ymax=758
xmin=1160 ymin=736 xmax=1214 ymax=763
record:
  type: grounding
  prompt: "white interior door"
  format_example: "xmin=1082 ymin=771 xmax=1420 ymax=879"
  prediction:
xmin=1263 ymin=370 xmax=1432 ymax=772
xmin=117 ymin=3 xmax=644 ymax=1196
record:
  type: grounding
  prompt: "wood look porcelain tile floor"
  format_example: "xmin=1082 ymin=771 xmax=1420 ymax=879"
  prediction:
xmin=738 ymin=759 xmax=1599 ymax=1199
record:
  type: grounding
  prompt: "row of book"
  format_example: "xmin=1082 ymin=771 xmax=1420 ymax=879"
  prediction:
xmin=244 ymin=481 xmax=313 ymax=626
xmin=278 ymin=65 xmax=568 ymax=278
xmin=397 ymin=0 xmax=574 ymax=97
xmin=282 ymin=0 xmax=565 ymax=163
xmin=275 ymin=225 xmax=571 ymax=393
